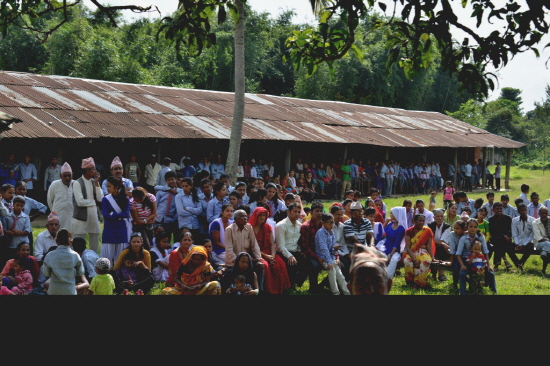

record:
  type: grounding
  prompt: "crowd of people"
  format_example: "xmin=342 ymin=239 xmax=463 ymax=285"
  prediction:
xmin=0 ymin=151 xmax=541 ymax=295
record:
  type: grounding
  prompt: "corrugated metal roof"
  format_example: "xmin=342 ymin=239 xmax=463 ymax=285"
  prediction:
xmin=0 ymin=71 xmax=525 ymax=148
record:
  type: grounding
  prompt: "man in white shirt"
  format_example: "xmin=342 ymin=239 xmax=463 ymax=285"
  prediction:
xmin=35 ymin=212 xmax=60 ymax=263
xmin=532 ymin=207 xmax=550 ymax=275
xmin=47 ymin=162 xmax=74 ymax=231
xmin=276 ymin=203 xmax=308 ymax=287
xmin=510 ymin=203 xmax=535 ymax=271
xmin=71 ymin=157 xmax=103 ymax=253
xmin=144 ymin=154 xmax=161 ymax=193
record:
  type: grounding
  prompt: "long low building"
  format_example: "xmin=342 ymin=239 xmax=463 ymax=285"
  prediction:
xmin=0 ymin=71 xmax=524 ymax=189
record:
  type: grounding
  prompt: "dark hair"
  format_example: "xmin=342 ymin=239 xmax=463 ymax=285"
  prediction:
xmin=220 ymin=203 xmax=233 ymax=218
xmin=249 ymin=188 xmax=267 ymax=205
xmin=514 ymin=198 xmax=524 ymax=207
xmin=1 ymin=183 xmax=14 ymax=192
xmin=265 ymin=183 xmax=280 ymax=211
xmin=126 ymin=236 xmax=145 ymax=260
xmin=229 ymin=190 xmax=241 ymax=204
xmin=181 ymin=177 xmax=199 ymax=203
xmin=12 ymin=195 xmax=25 ymax=205
xmin=16 ymin=242 xmax=30 ymax=252
xmin=213 ymin=181 xmax=226 ymax=198
xmin=235 ymin=181 xmax=246 ymax=189
xmin=402 ymin=199 xmax=412 ymax=206
xmin=478 ymin=207 xmax=488 ymax=215
xmin=330 ymin=205 xmax=343 ymax=214
xmin=165 ymin=170 xmax=177 ymax=180
xmin=311 ymin=201 xmax=324 ymax=212
xmin=155 ymin=232 xmax=171 ymax=245
xmin=413 ymin=214 xmax=426 ymax=222
xmin=273 ymin=210 xmax=288 ymax=223
xmin=516 ymin=202 xmax=527 ymax=210
xmin=531 ymin=191 xmax=539 ymax=198
xmin=521 ymin=184 xmax=529 ymax=193
xmin=13 ymin=257 xmax=33 ymax=272
xmin=321 ymin=213 xmax=334 ymax=222
xmin=162 ymin=157 xmax=171 ymax=166
xmin=107 ymin=176 xmax=128 ymax=210
xmin=72 ymin=237 xmax=87 ymax=254
xmin=493 ymin=201 xmax=503 ymax=208
xmin=15 ymin=181 xmax=26 ymax=189
xmin=132 ymin=187 xmax=153 ymax=211
xmin=500 ymin=194 xmax=509 ymax=201
xmin=454 ymin=220 xmax=467 ymax=230
xmin=284 ymin=193 xmax=295 ymax=201
xmin=219 ymin=173 xmax=229 ymax=180
xmin=342 ymin=199 xmax=353 ymax=209
xmin=486 ymin=191 xmax=494 ymax=198
xmin=364 ymin=207 xmax=376 ymax=216
xmin=287 ymin=202 xmax=301 ymax=212
xmin=474 ymin=198 xmax=484 ymax=206
xmin=56 ymin=229 xmax=72 ymax=246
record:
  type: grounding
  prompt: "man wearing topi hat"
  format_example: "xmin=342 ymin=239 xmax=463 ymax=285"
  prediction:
xmin=34 ymin=212 xmax=60 ymax=264
xmin=47 ymin=162 xmax=74 ymax=231
xmin=101 ymin=156 xmax=133 ymax=197
xmin=71 ymin=157 xmax=103 ymax=253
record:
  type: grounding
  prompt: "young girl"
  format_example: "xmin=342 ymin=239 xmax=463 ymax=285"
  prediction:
xmin=443 ymin=181 xmax=455 ymax=209
xmin=150 ymin=232 xmax=171 ymax=282
xmin=101 ymin=176 xmax=131 ymax=265
xmin=265 ymin=182 xmax=286 ymax=218
xmin=9 ymin=257 xmax=33 ymax=295
xmin=130 ymin=187 xmax=157 ymax=250
xmin=208 ymin=203 xmax=233 ymax=263
xmin=228 ymin=191 xmax=241 ymax=212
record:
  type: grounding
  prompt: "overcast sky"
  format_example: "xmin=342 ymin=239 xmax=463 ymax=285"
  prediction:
xmin=86 ymin=0 xmax=549 ymax=110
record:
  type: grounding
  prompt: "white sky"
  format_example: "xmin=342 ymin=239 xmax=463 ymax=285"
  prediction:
xmin=87 ymin=0 xmax=550 ymax=110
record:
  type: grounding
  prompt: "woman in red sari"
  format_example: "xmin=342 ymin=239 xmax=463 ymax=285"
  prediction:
xmin=248 ymin=207 xmax=291 ymax=294
xmin=402 ymin=214 xmax=435 ymax=288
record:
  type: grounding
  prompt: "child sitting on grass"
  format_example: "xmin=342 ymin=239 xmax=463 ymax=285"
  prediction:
xmin=89 ymin=258 xmax=115 ymax=295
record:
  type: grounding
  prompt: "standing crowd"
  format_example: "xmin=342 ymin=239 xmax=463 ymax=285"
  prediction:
xmin=0 ymin=152 xmax=540 ymax=295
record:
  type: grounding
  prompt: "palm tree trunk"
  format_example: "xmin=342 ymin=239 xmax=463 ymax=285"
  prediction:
xmin=225 ymin=0 xmax=245 ymax=185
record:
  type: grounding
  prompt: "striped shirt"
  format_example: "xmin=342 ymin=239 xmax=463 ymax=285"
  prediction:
xmin=343 ymin=218 xmax=373 ymax=245
xmin=130 ymin=193 xmax=156 ymax=219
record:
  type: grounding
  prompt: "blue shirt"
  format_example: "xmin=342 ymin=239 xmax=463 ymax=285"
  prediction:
xmin=456 ymin=233 xmax=489 ymax=257
xmin=5 ymin=211 xmax=31 ymax=248
xmin=175 ymin=192 xmax=202 ymax=229
xmin=22 ymin=196 xmax=47 ymax=216
xmin=155 ymin=187 xmax=179 ymax=224
xmin=18 ymin=163 xmax=38 ymax=190
xmin=207 ymin=196 xmax=228 ymax=224
xmin=315 ymin=227 xmax=337 ymax=264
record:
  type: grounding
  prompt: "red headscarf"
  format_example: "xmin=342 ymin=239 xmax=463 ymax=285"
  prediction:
xmin=248 ymin=207 xmax=272 ymax=252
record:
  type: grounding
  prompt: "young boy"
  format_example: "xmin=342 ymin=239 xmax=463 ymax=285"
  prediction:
xmin=483 ymin=192 xmax=495 ymax=218
xmin=456 ymin=191 xmax=475 ymax=215
xmin=89 ymin=258 xmax=115 ymax=295
xmin=314 ymin=213 xmax=350 ymax=295
xmin=519 ymin=184 xmax=530 ymax=206
xmin=472 ymin=198 xmax=484 ymax=218
xmin=501 ymin=194 xmax=517 ymax=218
xmin=527 ymin=192 xmax=543 ymax=219
xmin=3 ymin=195 xmax=31 ymax=261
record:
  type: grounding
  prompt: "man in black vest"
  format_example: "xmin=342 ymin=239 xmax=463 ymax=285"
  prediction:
xmin=71 ymin=157 xmax=103 ymax=253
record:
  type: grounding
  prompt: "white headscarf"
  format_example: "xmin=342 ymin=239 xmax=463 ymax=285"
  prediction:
xmin=391 ymin=206 xmax=408 ymax=252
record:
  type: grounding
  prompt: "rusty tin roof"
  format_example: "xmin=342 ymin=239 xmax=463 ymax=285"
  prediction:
xmin=0 ymin=72 xmax=525 ymax=148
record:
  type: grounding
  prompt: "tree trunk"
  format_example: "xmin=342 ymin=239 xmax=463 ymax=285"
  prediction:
xmin=225 ymin=0 xmax=245 ymax=186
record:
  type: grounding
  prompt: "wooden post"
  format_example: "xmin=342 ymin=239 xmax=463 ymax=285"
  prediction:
xmin=505 ymin=149 xmax=512 ymax=190
xmin=385 ymin=147 xmax=389 ymax=160
xmin=343 ymin=145 xmax=348 ymax=164
xmin=482 ymin=147 xmax=487 ymax=188
xmin=285 ymin=144 xmax=291 ymax=173
xmin=453 ymin=148 xmax=458 ymax=189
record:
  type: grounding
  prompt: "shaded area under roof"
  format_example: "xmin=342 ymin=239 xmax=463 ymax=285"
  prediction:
xmin=0 ymin=71 xmax=525 ymax=149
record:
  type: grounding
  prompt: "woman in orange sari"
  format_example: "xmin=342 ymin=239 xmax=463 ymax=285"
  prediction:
xmin=249 ymin=207 xmax=291 ymax=294
xmin=403 ymin=214 xmax=435 ymax=288
xmin=161 ymin=245 xmax=221 ymax=295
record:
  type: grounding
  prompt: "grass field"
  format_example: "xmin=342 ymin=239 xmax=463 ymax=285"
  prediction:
xmin=31 ymin=167 xmax=550 ymax=295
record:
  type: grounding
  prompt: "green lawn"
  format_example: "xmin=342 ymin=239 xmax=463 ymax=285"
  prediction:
xmin=32 ymin=167 xmax=550 ymax=295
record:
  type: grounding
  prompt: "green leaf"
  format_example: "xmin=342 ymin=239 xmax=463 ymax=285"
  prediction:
xmin=217 ymin=5 xmax=226 ymax=25
xmin=379 ymin=2 xmax=387 ymax=12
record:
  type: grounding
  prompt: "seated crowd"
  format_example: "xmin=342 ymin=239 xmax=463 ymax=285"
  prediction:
xmin=0 ymin=152 xmax=539 ymax=295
